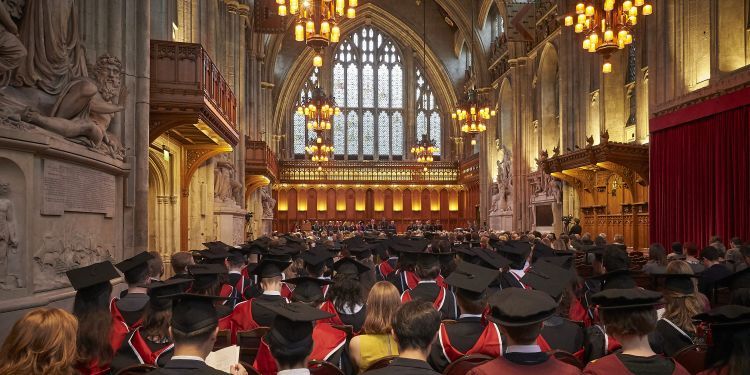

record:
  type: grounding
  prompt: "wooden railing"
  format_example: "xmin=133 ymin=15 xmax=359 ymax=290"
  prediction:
xmin=246 ymin=140 xmax=278 ymax=179
xmin=278 ymin=160 xmax=460 ymax=183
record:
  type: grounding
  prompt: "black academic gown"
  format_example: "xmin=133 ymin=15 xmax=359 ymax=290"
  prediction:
xmin=427 ymin=316 xmax=492 ymax=373
xmin=364 ymin=358 xmax=440 ymax=375
xmin=149 ymin=359 xmax=228 ymax=375
xmin=227 ymin=272 xmax=253 ymax=303
xmin=403 ymin=281 xmax=458 ymax=320
xmin=499 ymin=270 xmax=527 ymax=290
xmin=649 ymin=318 xmax=695 ymax=357
xmin=110 ymin=330 xmax=173 ymax=373
xmin=699 ymin=264 xmax=732 ymax=296
xmin=541 ymin=315 xmax=584 ymax=354
xmin=338 ymin=304 xmax=367 ymax=333
xmin=116 ymin=293 xmax=150 ymax=326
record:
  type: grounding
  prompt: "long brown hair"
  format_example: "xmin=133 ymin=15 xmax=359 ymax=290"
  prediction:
xmin=0 ymin=308 xmax=78 ymax=375
xmin=662 ymin=260 xmax=704 ymax=334
xmin=73 ymin=283 xmax=115 ymax=366
xmin=362 ymin=281 xmax=400 ymax=334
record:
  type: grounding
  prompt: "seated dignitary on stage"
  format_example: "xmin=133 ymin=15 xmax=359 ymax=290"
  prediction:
xmin=400 ymin=251 xmax=458 ymax=320
xmin=65 ymin=261 xmax=121 ymax=374
xmin=649 ymin=273 xmax=704 ymax=357
xmin=428 ymin=262 xmax=501 ymax=373
xmin=231 ymin=258 xmax=291 ymax=333
xmin=112 ymin=251 xmax=155 ymax=351
xmin=363 ymin=300 xmax=442 ymax=375
xmin=467 ymin=288 xmax=583 ymax=375
xmin=693 ymin=305 xmax=750 ymax=375
xmin=253 ymin=302 xmax=338 ymax=375
xmin=521 ymin=259 xmax=585 ymax=354
xmin=350 ymin=281 xmax=402 ymax=371
xmin=583 ymin=288 xmax=689 ymax=375
xmin=320 ymin=257 xmax=370 ymax=332
xmin=149 ymin=294 xmax=246 ymax=375
xmin=110 ymin=278 xmax=192 ymax=372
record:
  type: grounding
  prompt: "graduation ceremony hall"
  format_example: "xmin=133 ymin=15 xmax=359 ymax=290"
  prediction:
xmin=1 ymin=1 xmax=750 ymax=374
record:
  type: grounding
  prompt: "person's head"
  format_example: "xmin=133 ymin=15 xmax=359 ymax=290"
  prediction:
xmin=225 ymin=251 xmax=245 ymax=271
xmin=701 ymin=246 xmax=721 ymax=266
xmin=0 ymin=308 xmax=78 ymax=375
xmin=731 ymin=237 xmax=743 ymax=249
xmin=594 ymin=235 xmax=607 ymax=247
xmin=362 ymin=282 xmax=401 ymax=334
xmin=593 ymin=289 xmax=662 ymax=342
xmin=603 ymin=245 xmax=629 ymax=272
xmin=415 ymin=254 xmax=441 ymax=281
xmin=117 ymin=252 xmax=154 ymax=287
xmin=147 ymin=251 xmax=164 ymax=280
xmin=170 ymin=295 xmax=225 ymax=358
xmin=391 ymin=301 xmax=441 ymax=354
xmin=171 ymin=251 xmax=195 ymax=275
xmin=648 ymin=243 xmax=668 ymax=266
xmin=661 ymin=266 xmax=702 ymax=333
xmin=581 ymin=233 xmax=592 ymax=243
xmin=710 ymin=236 xmax=723 ymax=245
xmin=574 ymin=218 xmax=580 ymax=224
xmin=671 ymin=242 xmax=684 ymax=255
xmin=685 ymin=242 xmax=699 ymax=257
xmin=487 ymin=288 xmax=557 ymax=345
xmin=613 ymin=234 xmax=624 ymax=244
xmin=742 ymin=246 xmax=750 ymax=264
xmin=266 ymin=303 xmax=334 ymax=370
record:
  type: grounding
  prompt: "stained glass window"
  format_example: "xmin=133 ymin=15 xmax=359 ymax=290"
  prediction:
xmin=333 ymin=113 xmax=345 ymax=155
xmin=391 ymin=112 xmax=403 ymax=156
xmin=415 ymin=68 xmax=441 ymax=157
xmin=292 ymin=67 xmax=320 ymax=157
xmin=330 ymin=26 xmax=404 ymax=159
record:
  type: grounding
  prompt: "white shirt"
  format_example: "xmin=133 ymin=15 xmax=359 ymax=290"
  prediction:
xmin=229 ymin=270 xmax=242 ymax=275
xmin=418 ymin=280 xmax=437 ymax=284
xmin=459 ymin=313 xmax=483 ymax=319
xmin=170 ymin=355 xmax=205 ymax=362
xmin=505 ymin=345 xmax=541 ymax=353
xmin=263 ymin=290 xmax=282 ymax=296
xmin=278 ymin=369 xmax=311 ymax=375
xmin=509 ymin=268 xmax=526 ymax=279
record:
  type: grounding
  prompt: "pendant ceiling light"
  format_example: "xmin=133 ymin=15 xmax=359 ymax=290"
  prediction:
xmin=410 ymin=0 xmax=439 ymax=168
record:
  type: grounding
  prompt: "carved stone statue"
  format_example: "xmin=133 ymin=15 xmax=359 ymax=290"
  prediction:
xmin=214 ymin=153 xmax=241 ymax=203
xmin=0 ymin=182 xmax=21 ymax=289
xmin=490 ymin=144 xmax=513 ymax=213
xmin=586 ymin=135 xmax=594 ymax=148
xmin=0 ymin=0 xmax=26 ymax=86
xmin=260 ymin=185 xmax=276 ymax=219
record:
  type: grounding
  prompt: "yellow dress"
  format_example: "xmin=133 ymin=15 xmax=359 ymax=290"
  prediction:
xmin=357 ymin=334 xmax=399 ymax=371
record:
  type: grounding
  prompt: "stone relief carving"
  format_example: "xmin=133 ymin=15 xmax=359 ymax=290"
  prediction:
xmin=214 ymin=153 xmax=243 ymax=204
xmin=32 ymin=227 xmax=114 ymax=291
xmin=528 ymin=171 xmax=562 ymax=204
xmin=0 ymin=1 xmax=127 ymax=160
xmin=490 ymin=144 xmax=513 ymax=214
xmin=260 ymin=185 xmax=276 ymax=219
xmin=0 ymin=181 xmax=22 ymax=289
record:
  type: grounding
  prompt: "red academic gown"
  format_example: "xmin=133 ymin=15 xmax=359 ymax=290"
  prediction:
xmin=376 ymin=259 xmax=395 ymax=279
xmin=318 ymin=300 xmax=346 ymax=327
xmin=75 ymin=361 xmax=110 ymax=375
xmin=437 ymin=321 xmax=503 ymax=363
xmin=280 ymin=282 xmax=293 ymax=299
xmin=395 ymin=270 xmax=446 ymax=291
xmin=252 ymin=322 xmax=347 ymax=375
xmin=401 ymin=286 xmax=447 ymax=310
xmin=467 ymin=355 xmax=583 ymax=375
xmin=109 ymin=298 xmax=143 ymax=353
xmin=583 ymin=353 xmax=690 ymax=375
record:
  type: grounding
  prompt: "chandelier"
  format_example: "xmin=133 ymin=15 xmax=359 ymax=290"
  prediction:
xmin=305 ymin=135 xmax=334 ymax=163
xmin=277 ymin=0 xmax=358 ymax=67
xmin=411 ymin=134 xmax=439 ymax=164
xmin=297 ymin=86 xmax=340 ymax=133
xmin=563 ymin=0 xmax=653 ymax=73
xmin=451 ymin=0 xmax=495 ymax=139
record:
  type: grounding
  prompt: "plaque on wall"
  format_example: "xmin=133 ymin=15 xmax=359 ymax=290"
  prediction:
xmin=42 ymin=160 xmax=116 ymax=218
xmin=535 ymin=205 xmax=554 ymax=227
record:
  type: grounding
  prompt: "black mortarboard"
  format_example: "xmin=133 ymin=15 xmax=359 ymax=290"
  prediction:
xmin=416 ymin=251 xmax=441 ymax=269
xmin=115 ymin=252 xmax=155 ymax=281
xmin=227 ymin=249 xmax=245 ymax=264
xmin=199 ymin=248 xmax=231 ymax=263
xmin=148 ymin=279 xmax=193 ymax=310
xmin=589 ymin=269 xmax=637 ymax=290
xmin=591 ymin=288 xmax=663 ymax=310
xmin=657 ymin=273 xmax=698 ymax=294
xmin=343 ymin=236 xmax=367 ymax=248
xmin=445 ymin=262 xmax=499 ymax=299
xmin=533 ymin=242 xmax=556 ymax=260
xmin=302 ymin=248 xmax=333 ymax=267
xmin=602 ymin=245 xmax=629 ymax=271
xmin=522 ymin=261 xmax=571 ymax=300
xmin=164 ymin=293 xmax=228 ymax=334
xmin=474 ymin=248 xmax=512 ymax=269
xmin=539 ymin=255 xmax=574 ymax=270
xmin=693 ymin=305 xmax=750 ymax=328
xmin=333 ymin=257 xmax=371 ymax=277
xmin=722 ymin=268 xmax=750 ymax=291
xmin=348 ymin=243 xmax=376 ymax=260
xmin=499 ymin=241 xmax=532 ymax=258
xmin=251 ymin=258 xmax=291 ymax=278
xmin=260 ymin=301 xmax=335 ymax=348
xmin=203 ymin=241 xmax=232 ymax=252
xmin=285 ymin=276 xmax=333 ymax=303
xmin=187 ymin=263 xmax=227 ymax=291
xmin=66 ymin=261 xmax=120 ymax=291
xmin=487 ymin=288 xmax=558 ymax=326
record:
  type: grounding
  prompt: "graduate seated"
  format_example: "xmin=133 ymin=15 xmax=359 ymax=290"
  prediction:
xmin=110 ymin=278 xmax=192 ymax=373
xmin=320 ymin=257 xmax=370 ymax=332
xmin=428 ymin=262 xmax=501 ymax=373
xmin=187 ymin=263 xmax=234 ymax=329
xmin=400 ymin=251 xmax=458 ymax=320
xmin=583 ymin=288 xmax=689 ymax=375
xmin=649 ymin=270 xmax=706 ymax=357
xmin=112 ymin=251 xmax=155 ymax=351
xmin=0 ymin=308 xmax=78 ymax=374
xmin=168 ymin=251 xmax=195 ymax=282
xmin=149 ymin=294 xmax=246 ymax=375
xmin=226 ymin=249 xmax=254 ymax=306
xmin=350 ymin=281 xmax=402 ymax=372
xmin=231 ymin=259 xmax=291 ymax=333
xmin=363 ymin=300 xmax=442 ymax=375
xmin=693 ymin=305 xmax=750 ymax=375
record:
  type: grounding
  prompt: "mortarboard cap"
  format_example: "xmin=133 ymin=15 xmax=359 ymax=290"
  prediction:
xmin=522 ymin=261 xmax=572 ymax=300
xmin=655 ymin=273 xmax=698 ymax=294
xmin=302 ymin=248 xmax=333 ymax=267
xmin=693 ymin=305 xmax=750 ymax=328
xmin=227 ymin=249 xmax=245 ymax=264
xmin=116 ymin=251 xmax=154 ymax=274
xmin=539 ymin=255 xmax=574 ymax=270
xmin=148 ymin=278 xmax=193 ymax=310
xmin=474 ymin=248 xmax=512 ymax=270
xmin=487 ymin=288 xmax=558 ymax=326
xmin=260 ymin=301 xmax=335 ymax=348
xmin=66 ymin=261 xmax=120 ymax=291
xmin=499 ymin=241 xmax=532 ymax=258
xmin=348 ymin=243 xmax=376 ymax=260
xmin=187 ymin=263 xmax=227 ymax=291
xmin=533 ymin=242 xmax=556 ymax=260
xmin=591 ymin=288 xmax=662 ymax=310
xmin=589 ymin=269 xmax=637 ymax=290
xmin=199 ymin=247 xmax=231 ymax=263
xmin=445 ymin=262 xmax=499 ymax=299
xmin=333 ymin=257 xmax=371 ymax=277
xmin=203 ymin=241 xmax=232 ymax=252
xmin=251 ymin=258 xmax=291 ymax=278
xmin=164 ymin=293 xmax=228 ymax=334
xmin=285 ymin=276 xmax=333 ymax=303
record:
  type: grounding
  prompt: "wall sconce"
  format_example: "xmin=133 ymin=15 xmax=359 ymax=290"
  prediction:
xmin=162 ymin=144 xmax=170 ymax=161
xmin=611 ymin=177 xmax=619 ymax=196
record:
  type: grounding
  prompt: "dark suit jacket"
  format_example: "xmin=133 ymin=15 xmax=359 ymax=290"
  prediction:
xmin=699 ymin=264 xmax=732 ymax=296
xmin=149 ymin=359 xmax=228 ymax=375
xmin=364 ymin=358 xmax=440 ymax=375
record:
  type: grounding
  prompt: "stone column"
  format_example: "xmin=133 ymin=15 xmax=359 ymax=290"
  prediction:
xmin=133 ymin=0 xmax=151 ymax=254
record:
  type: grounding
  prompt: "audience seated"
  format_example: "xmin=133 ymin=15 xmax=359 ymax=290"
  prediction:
xmin=698 ymin=247 xmax=732 ymax=297
xmin=649 ymin=270 xmax=705 ymax=357
xmin=693 ymin=305 xmax=750 ymax=375
xmin=112 ymin=252 xmax=155 ymax=351
xmin=321 ymin=257 xmax=370 ymax=332
xmin=350 ymin=281 xmax=401 ymax=372
xmin=643 ymin=243 xmax=668 ymax=274
xmin=0 ymin=308 xmax=78 ymax=375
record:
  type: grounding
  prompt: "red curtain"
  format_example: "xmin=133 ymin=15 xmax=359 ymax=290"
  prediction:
xmin=650 ymin=104 xmax=750 ymax=248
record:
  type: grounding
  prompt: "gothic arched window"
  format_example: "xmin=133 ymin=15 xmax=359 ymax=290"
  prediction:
xmin=332 ymin=27 xmax=404 ymax=160
xmin=292 ymin=67 xmax=320 ymax=157
xmin=415 ymin=68 xmax=441 ymax=156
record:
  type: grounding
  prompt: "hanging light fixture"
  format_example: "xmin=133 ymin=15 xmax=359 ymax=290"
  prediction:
xmin=452 ymin=0 xmax=496 ymax=140
xmin=297 ymin=86 xmax=340 ymax=133
xmin=278 ymin=0 xmax=358 ymax=67
xmin=563 ymin=0 xmax=653 ymax=73
xmin=305 ymin=134 xmax=334 ymax=163
xmin=411 ymin=134 xmax=439 ymax=164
